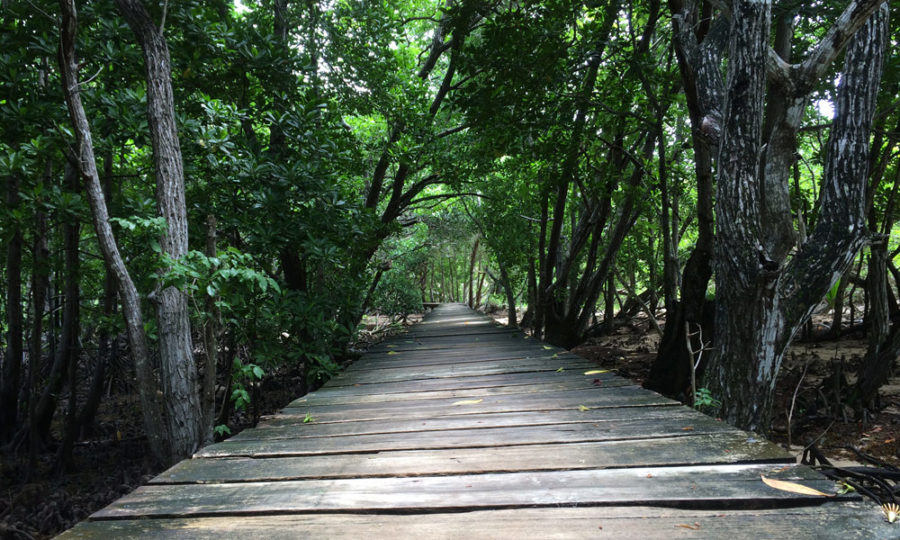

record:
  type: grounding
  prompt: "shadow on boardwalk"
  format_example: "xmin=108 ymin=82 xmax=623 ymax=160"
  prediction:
xmin=60 ymin=304 xmax=895 ymax=538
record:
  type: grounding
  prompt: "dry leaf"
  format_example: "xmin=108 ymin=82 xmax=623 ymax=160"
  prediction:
xmin=675 ymin=523 xmax=700 ymax=530
xmin=760 ymin=475 xmax=834 ymax=497
xmin=682 ymin=426 xmax=694 ymax=431
xmin=584 ymin=369 xmax=609 ymax=375
xmin=452 ymin=399 xmax=483 ymax=406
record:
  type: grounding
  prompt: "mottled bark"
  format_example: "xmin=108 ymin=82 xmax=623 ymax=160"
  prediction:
xmin=58 ymin=0 xmax=167 ymax=463
xmin=706 ymin=3 xmax=888 ymax=433
xmin=116 ymin=0 xmax=204 ymax=461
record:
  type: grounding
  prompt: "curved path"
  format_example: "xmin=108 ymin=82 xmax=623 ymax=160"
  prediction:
xmin=61 ymin=304 xmax=894 ymax=538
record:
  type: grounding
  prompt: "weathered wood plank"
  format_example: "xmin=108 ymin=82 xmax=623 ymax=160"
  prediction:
xmin=351 ymin=348 xmax=576 ymax=371
xmin=60 ymin=503 xmax=896 ymax=540
xmin=279 ymin=386 xmax=676 ymax=424
xmin=237 ymin=405 xmax=720 ymax=440
xmin=91 ymin=464 xmax=845 ymax=519
xmin=287 ymin=372 xmax=627 ymax=408
xmin=196 ymin=415 xmax=740 ymax=457
xmin=324 ymin=357 xmax=600 ymax=387
xmin=154 ymin=433 xmax=791 ymax=484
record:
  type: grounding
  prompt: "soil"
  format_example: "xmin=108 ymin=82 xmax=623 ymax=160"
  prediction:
xmin=567 ymin=314 xmax=900 ymax=470
xmin=3 ymin=308 xmax=896 ymax=539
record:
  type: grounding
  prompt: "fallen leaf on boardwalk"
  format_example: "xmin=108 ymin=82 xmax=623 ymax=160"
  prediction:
xmin=551 ymin=353 xmax=559 ymax=358
xmin=452 ymin=399 xmax=483 ymax=406
xmin=682 ymin=426 xmax=694 ymax=431
xmin=387 ymin=351 xmax=398 ymax=355
xmin=592 ymin=379 xmax=603 ymax=386
xmin=760 ymin=475 xmax=834 ymax=497
xmin=646 ymin=473 xmax=653 ymax=478
xmin=386 ymin=344 xmax=397 ymax=348
xmin=556 ymin=367 xmax=565 ymax=372
xmin=885 ymin=438 xmax=895 ymax=444
xmin=543 ymin=346 xmax=553 ymax=350
xmin=578 ymin=405 xmax=591 ymax=412
xmin=676 ymin=523 xmax=700 ymax=530
xmin=584 ymin=369 xmax=609 ymax=375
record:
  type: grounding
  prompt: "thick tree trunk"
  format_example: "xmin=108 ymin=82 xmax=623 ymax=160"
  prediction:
xmin=116 ymin=0 xmax=204 ymax=461
xmin=706 ymin=3 xmax=887 ymax=433
xmin=58 ymin=0 xmax=167 ymax=463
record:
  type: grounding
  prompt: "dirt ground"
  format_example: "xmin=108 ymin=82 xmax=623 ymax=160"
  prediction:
xmin=566 ymin=314 xmax=900 ymax=469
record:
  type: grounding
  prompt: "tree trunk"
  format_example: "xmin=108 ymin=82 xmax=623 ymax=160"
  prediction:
xmin=1 ymin=173 xmax=24 ymax=442
xmin=706 ymin=2 xmax=887 ymax=433
xmin=853 ymin=238 xmax=894 ymax=409
xmin=116 ymin=0 xmax=204 ymax=461
xmin=58 ymin=0 xmax=167 ymax=463
xmin=467 ymin=237 xmax=479 ymax=308
xmin=28 ymin=162 xmax=50 ymax=465
xmin=498 ymin=263 xmax=517 ymax=327
xmin=202 ymin=216 xmax=220 ymax=444
xmin=57 ymin=158 xmax=83 ymax=469
xmin=646 ymin=0 xmax=722 ymax=397
xmin=78 ymin=150 xmax=117 ymax=439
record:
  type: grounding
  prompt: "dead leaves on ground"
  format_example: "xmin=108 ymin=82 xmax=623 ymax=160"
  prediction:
xmin=760 ymin=475 xmax=833 ymax=497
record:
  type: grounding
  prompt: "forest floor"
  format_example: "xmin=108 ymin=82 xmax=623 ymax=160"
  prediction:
xmin=564 ymin=313 xmax=900 ymax=470
xmin=4 ymin=309 xmax=897 ymax=539
xmin=0 ymin=315 xmax=422 ymax=540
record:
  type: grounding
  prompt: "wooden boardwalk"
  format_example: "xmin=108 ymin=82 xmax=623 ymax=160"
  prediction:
xmin=61 ymin=304 xmax=895 ymax=538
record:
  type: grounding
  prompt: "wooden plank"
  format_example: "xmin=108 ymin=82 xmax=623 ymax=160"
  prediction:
xmin=61 ymin=503 xmax=896 ymax=540
xmin=195 ymin=415 xmax=739 ymax=457
xmin=154 ymin=432 xmax=792 ymax=484
xmin=237 ymin=405 xmax=720 ymax=440
xmin=279 ymin=386 xmax=676 ymax=424
xmin=352 ymin=348 xmax=575 ymax=370
xmin=293 ymin=367 xmax=624 ymax=403
xmin=91 ymin=464 xmax=845 ymax=519
xmin=324 ymin=357 xmax=598 ymax=386
xmin=287 ymin=372 xmax=627 ymax=408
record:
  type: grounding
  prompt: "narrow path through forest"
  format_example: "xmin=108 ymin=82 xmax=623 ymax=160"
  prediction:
xmin=59 ymin=304 xmax=894 ymax=538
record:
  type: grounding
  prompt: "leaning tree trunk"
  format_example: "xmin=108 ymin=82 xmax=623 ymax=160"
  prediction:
xmin=115 ymin=0 xmax=204 ymax=462
xmin=58 ymin=0 xmax=168 ymax=463
xmin=706 ymin=1 xmax=887 ymax=433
